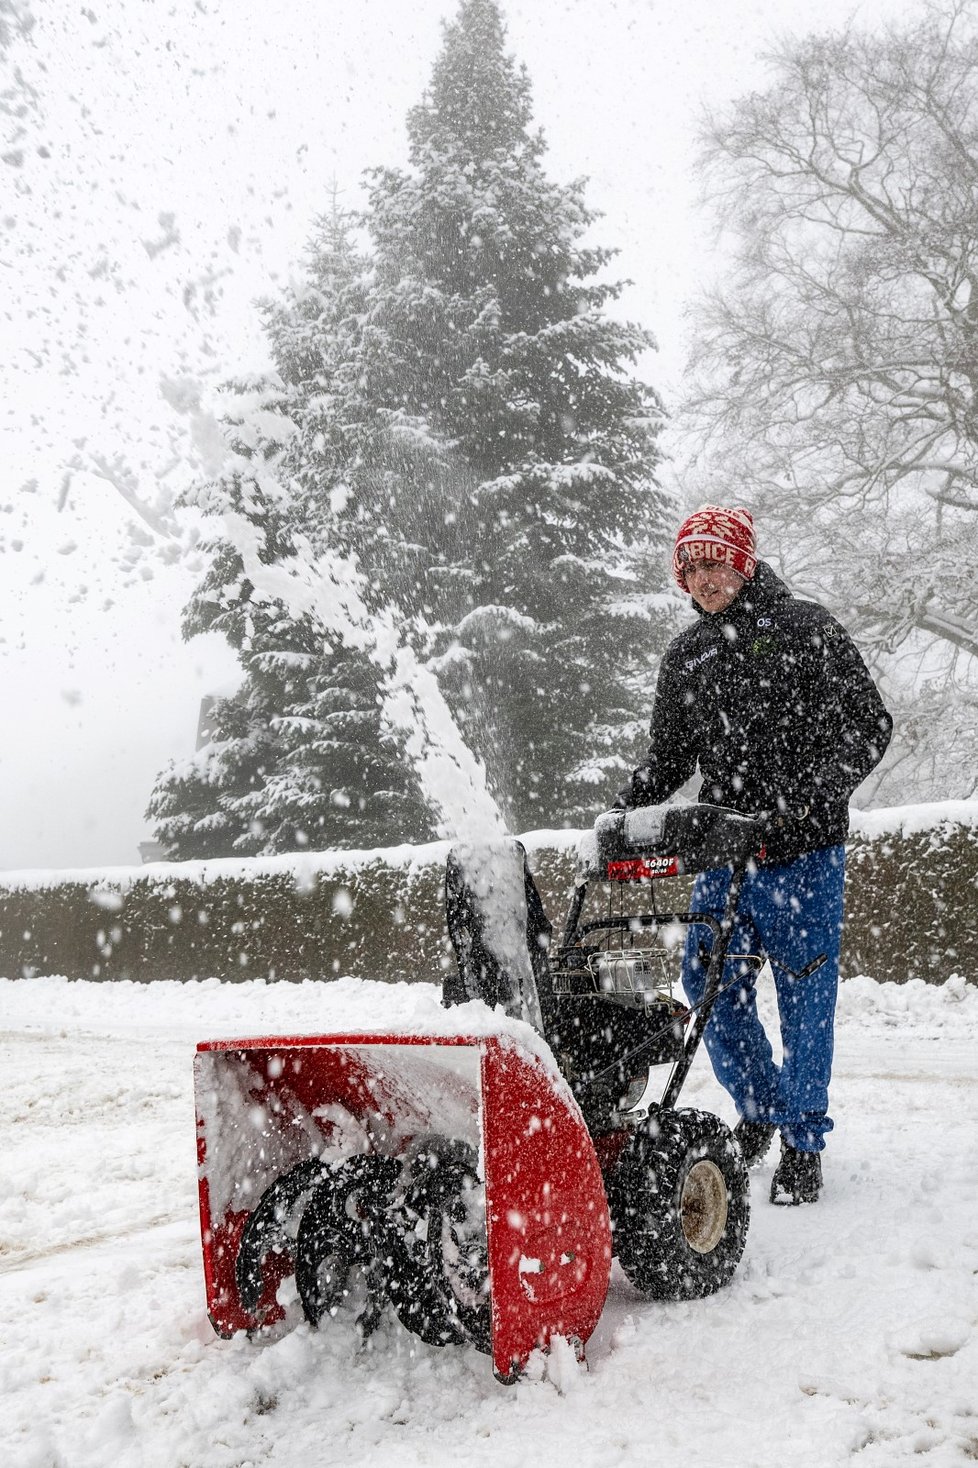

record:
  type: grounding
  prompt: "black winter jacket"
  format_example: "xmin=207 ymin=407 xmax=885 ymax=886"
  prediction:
xmin=620 ymin=563 xmax=893 ymax=864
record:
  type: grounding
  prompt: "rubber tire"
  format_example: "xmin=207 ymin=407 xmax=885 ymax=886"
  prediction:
xmin=610 ymin=1107 xmax=750 ymax=1301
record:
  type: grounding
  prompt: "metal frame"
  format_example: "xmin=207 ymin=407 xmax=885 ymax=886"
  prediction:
xmin=553 ymin=857 xmax=754 ymax=1115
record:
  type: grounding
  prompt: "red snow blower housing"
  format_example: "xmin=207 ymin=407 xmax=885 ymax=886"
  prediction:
xmin=195 ymin=804 xmax=763 ymax=1381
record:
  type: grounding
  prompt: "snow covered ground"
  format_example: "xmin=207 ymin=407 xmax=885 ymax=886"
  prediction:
xmin=2 ymin=971 xmax=977 ymax=1468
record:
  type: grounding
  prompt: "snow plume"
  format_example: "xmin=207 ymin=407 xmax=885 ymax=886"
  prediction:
xmin=171 ymin=390 xmax=539 ymax=1001
xmin=182 ymin=392 xmax=507 ymax=846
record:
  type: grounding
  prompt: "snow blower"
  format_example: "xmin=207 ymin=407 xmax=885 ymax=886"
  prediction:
xmin=194 ymin=803 xmax=762 ymax=1381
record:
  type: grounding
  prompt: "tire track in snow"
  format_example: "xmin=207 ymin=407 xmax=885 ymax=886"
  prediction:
xmin=0 ymin=1215 xmax=192 ymax=1276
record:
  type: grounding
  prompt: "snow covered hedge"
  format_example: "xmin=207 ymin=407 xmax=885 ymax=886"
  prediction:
xmin=842 ymin=804 xmax=978 ymax=984
xmin=0 ymin=804 xmax=975 ymax=985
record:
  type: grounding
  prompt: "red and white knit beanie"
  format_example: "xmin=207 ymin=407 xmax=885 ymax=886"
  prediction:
xmin=672 ymin=504 xmax=757 ymax=591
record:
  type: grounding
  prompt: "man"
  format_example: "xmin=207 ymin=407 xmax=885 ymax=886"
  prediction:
xmin=617 ymin=505 xmax=892 ymax=1204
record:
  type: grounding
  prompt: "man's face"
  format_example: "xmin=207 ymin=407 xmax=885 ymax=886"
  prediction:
xmin=683 ymin=560 xmax=746 ymax=614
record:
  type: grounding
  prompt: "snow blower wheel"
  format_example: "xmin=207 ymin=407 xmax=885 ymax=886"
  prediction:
xmin=610 ymin=1108 xmax=750 ymax=1300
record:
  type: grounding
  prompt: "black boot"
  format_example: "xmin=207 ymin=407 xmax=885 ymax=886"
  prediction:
xmin=770 ymin=1141 xmax=822 ymax=1205
xmin=733 ymin=1118 xmax=777 ymax=1167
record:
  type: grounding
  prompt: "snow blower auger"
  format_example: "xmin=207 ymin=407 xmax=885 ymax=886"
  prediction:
xmin=194 ymin=803 xmax=762 ymax=1382
xmin=194 ymin=1025 xmax=611 ymax=1382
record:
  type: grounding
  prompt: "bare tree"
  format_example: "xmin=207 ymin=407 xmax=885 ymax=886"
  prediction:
xmin=683 ymin=0 xmax=978 ymax=798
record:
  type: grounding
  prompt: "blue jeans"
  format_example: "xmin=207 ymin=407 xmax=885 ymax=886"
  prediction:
xmin=681 ymin=846 xmax=846 ymax=1153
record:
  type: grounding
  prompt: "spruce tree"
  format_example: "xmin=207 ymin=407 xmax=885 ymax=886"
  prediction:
xmin=147 ymin=218 xmax=437 ymax=858
xmin=360 ymin=0 xmax=670 ymax=828
xmin=149 ymin=0 xmax=671 ymax=855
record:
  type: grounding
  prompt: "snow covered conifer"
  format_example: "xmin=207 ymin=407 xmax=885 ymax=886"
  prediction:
xmin=360 ymin=0 xmax=671 ymax=828
xmin=147 ymin=218 xmax=437 ymax=857
xmin=149 ymin=2 xmax=672 ymax=853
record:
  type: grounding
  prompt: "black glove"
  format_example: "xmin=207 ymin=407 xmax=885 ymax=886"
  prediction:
xmin=616 ymin=765 xmax=656 ymax=810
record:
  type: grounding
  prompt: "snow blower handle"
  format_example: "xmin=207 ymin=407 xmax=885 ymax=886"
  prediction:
xmin=586 ymin=804 xmax=765 ymax=879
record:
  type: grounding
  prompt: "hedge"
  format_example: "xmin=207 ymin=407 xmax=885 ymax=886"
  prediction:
xmin=0 ymin=805 xmax=975 ymax=986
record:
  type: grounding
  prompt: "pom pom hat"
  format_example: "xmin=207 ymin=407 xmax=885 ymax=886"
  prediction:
xmin=672 ymin=504 xmax=758 ymax=591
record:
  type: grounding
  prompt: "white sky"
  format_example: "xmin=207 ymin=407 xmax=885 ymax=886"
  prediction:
xmin=1 ymin=0 xmax=915 ymax=870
